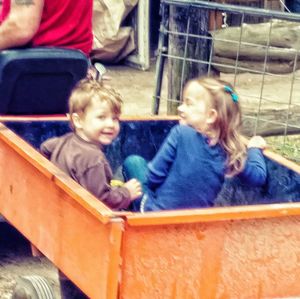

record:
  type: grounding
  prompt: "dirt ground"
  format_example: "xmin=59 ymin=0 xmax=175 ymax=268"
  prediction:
xmin=107 ymin=62 xmax=167 ymax=115
xmin=0 ymin=62 xmax=300 ymax=299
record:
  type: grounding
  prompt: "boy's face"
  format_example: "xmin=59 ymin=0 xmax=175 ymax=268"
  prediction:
xmin=75 ymin=98 xmax=120 ymax=146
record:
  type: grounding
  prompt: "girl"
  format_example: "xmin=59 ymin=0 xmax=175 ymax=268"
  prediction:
xmin=124 ymin=77 xmax=267 ymax=212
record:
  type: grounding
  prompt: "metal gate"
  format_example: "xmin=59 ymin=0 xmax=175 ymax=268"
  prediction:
xmin=153 ymin=0 xmax=300 ymax=161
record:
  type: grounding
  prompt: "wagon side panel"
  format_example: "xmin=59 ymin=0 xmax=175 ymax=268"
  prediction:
xmin=0 ymin=126 xmax=123 ymax=299
xmin=120 ymin=215 xmax=300 ymax=299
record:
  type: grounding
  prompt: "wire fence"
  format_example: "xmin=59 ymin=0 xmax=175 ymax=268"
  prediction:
xmin=152 ymin=0 xmax=300 ymax=161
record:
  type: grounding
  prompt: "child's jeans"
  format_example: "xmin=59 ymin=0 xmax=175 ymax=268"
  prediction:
xmin=122 ymin=155 xmax=148 ymax=212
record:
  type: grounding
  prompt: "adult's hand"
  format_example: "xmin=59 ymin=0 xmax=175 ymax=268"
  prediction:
xmin=0 ymin=0 xmax=44 ymax=50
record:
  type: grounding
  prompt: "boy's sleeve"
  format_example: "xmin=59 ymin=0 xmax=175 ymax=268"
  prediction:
xmin=238 ymin=148 xmax=267 ymax=187
xmin=147 ymin=125 xmax=179 ymax=190
xmin=78 ymin=162 xmax=131 ymax=210
xmin=40 ymin=137 xmax=59 ymax=159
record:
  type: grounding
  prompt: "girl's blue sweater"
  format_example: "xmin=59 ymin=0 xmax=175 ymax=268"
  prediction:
xmin=144 ymin=125 xmax=267 ymax=211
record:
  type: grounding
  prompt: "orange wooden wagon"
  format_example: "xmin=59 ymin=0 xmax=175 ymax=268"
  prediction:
xmin=0 ymin=116 xmax=299 ymax=299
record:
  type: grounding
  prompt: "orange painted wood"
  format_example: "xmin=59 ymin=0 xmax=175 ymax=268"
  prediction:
xmin=0 ymin=124 xmax=113 ymax=221
xmin=1 ymin=118 xmax=300 ymax=299
xmin=120 ymin=216 xmax=300 ymax=299
xmin=0 ymin=124 xmax=122 ymax=298
xmin=124 ymin=202 xmax=300 ymax=226
xmin=119 ymin=147 xmax=300 ymax=298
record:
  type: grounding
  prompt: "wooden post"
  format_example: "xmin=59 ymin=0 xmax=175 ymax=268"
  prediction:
xmin=167 ymin=5 xmax=210 ymax=114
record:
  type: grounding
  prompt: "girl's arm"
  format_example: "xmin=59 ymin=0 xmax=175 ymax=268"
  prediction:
xmin=147 ymin=125 xmax=179 ymax=189
xmin=238 ymin=136 xmax=267 ymax=187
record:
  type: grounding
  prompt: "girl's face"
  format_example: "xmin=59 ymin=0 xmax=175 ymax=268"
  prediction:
xmin=178 ymin=82 xmax=216 ymax=133
xmin=73 ymin=98 xmax=120 ymax=146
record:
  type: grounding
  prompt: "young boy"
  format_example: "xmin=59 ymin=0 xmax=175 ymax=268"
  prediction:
xmin=40 ymin=78 xmax=142 ymax=210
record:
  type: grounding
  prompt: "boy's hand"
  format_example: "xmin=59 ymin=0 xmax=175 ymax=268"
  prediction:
xmin=248 ymin=136 xmax=267 ymax=149
xmin=123 ymin=179 xmax=143 ymax=201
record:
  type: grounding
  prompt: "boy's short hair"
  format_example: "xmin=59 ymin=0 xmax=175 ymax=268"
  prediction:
xmin=68 ymin=78 xmax=123 ymax=117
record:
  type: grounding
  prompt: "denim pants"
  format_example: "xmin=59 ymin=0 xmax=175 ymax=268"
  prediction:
xmin=122 ymin=155 xmax=148 ymax=212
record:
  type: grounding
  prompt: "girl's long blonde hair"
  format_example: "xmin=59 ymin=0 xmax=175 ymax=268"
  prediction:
xmin=189 ymin=77 xmax=247 ymax=177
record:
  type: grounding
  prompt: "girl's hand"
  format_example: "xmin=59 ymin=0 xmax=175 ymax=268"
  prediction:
xmin=123 ymin=179 xmax=143 ymax=201
xmin=248 ymin=136 xmax=267 ymax=149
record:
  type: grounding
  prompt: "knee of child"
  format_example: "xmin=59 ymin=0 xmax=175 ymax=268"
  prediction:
xmin=122 ymin=154 xmax=148 ymax=184
xmin=123 ymin=154 xmax=146 ymax=168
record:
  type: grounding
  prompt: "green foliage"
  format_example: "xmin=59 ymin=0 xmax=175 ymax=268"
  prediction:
xmin=266 ymin=135 xmax=300 ymax=163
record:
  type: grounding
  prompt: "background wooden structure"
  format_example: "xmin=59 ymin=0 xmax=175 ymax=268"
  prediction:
xmin=154 ymin=0 xmax=300 ymax=141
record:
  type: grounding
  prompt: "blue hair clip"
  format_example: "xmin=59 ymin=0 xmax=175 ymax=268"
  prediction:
xmin=224 ymin=85 xmax=238 ymax=103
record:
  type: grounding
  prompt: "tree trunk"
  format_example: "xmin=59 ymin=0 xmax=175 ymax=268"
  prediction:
xmin=168 ymin=6 xmax=210 ymax=114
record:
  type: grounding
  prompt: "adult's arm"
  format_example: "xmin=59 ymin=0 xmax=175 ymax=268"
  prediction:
xmin=0 ymin=0 xmax=44 ymax=50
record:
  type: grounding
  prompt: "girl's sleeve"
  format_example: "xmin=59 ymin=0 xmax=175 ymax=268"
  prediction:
xmin=78 ymin=162 xmax=131 ymax=210
xmin=147 ymin=125 xmax=179 ymax=189
xmin=238 ymin=148 xmax=267 ymax=187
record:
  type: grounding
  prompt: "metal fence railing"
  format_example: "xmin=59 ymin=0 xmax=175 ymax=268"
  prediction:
xmin=152 ymin=0 xmax=300 ymax=160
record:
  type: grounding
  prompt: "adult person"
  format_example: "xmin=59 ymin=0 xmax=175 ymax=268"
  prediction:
xmin=0 ymin=0 xmax=93 ymax=55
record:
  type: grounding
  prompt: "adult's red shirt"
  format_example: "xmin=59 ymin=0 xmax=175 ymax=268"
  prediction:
xmin=1 ymin=0 xmax=93 ymax=55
